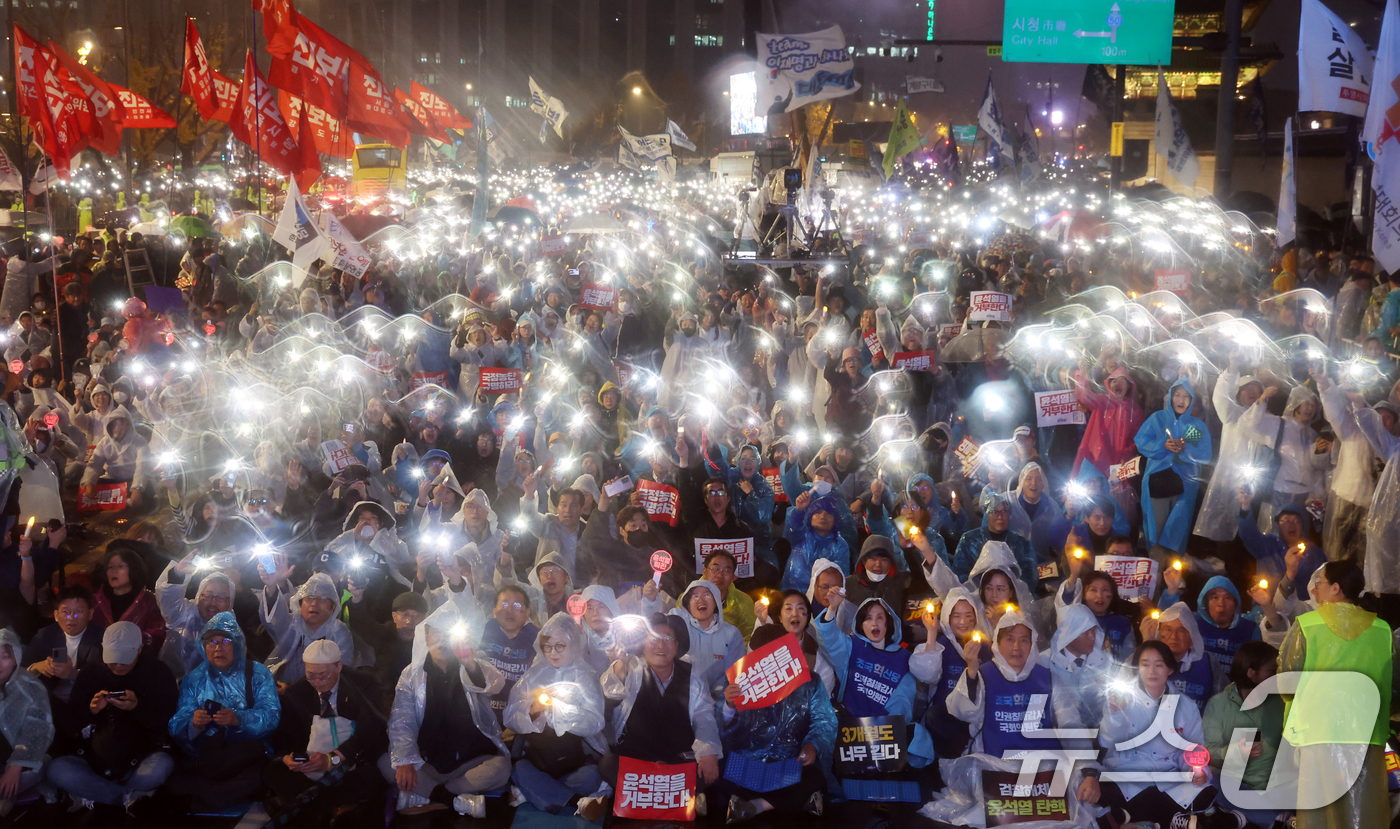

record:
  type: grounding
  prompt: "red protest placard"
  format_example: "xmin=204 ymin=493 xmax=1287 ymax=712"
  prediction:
xmin=613 ymin=758 xmax=696 ymax=821
xmin=953 ymin=436 xmax=979 ymax=465
xmin=479 ymin=367 xmax=524 ymax=393
xmin=725 ymin=631 xmax=811 ymax=710
xmin=1155 ymin=269 xmax=1190 ymax=295
xmin=580 ymin=282 xmax=617 ymax=310
xmin=892 ymin=351 xmax=936 ymax=371
xmin=410 ymin=370 xmax=449 ymax=390
xmin=762 ymin=467 xmax=788 ymax=504
xmin=635 ymin=479 xmax=680 ymax=527
xmin=862 ymin=329 xmax=883 ymax=361
xmin=79 ymin=482 xmax=128 ymax=511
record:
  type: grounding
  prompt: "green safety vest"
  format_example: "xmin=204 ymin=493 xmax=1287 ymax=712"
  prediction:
xmin=1283 ymin=609 xmax=1392 ymax=747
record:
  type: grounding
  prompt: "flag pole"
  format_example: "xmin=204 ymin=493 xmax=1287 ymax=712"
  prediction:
xmin=40 ymin=151 xmax=61 ymax=375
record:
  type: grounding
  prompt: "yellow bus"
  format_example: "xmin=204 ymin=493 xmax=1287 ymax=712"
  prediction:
xmin=351 ymin=143 xmax=407 ymax=197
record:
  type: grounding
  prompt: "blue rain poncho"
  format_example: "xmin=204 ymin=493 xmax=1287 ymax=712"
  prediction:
xmin=781 ymin=494 xmax=852 ymax=591
xmin=1135 ymin=377 xmax=1213 ymax=553
xmin=168 ymin=611 xmax=281 ymax=756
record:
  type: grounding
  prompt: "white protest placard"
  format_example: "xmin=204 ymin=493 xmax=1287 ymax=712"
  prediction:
xmin=320 ymin=439 xmax=353 ymax=474
xmin=1093 ymin=555 xmax=1160 ymax=601
xmin=1111 ymin=456 xmax=1143 ymax=482
xmin=969 ymin=291 xmax=1012 ymax=322
xmin=1034 ymin=390 xmax=1085 ymax=427
xmin=695 ymin=537 xmax=754 ymax=579
xmin=1154 ymin=269 xmax=1190 ymax=295
xmin=754 ymin=26 xmax=860 ymax=114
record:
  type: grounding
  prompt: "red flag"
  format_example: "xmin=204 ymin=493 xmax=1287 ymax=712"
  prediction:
xmin=180 ymin=18 xmax=216 ymax=119
xmin=254 ymin=0 xmax=299 ymax=58
xmin=345 ymin=60 xmax=408 ymax=148
xmin=266 ymin=13 xmax=357 ymax=119
xmin=42 ymin=52 xmax=100 ymax=157
xmin=293 ymin=101 xmax=322 ymax=191
xmin=393 ymin=86 xmax=448 ymax=142
xmin=13 ymin=25 xmax=77 ymax=178
xmin=48 ymin=41 xmax=123 ymax=156
xmin=279 ymin=91 xmax=350 ymax=158
xmin=410 ymin=80 xmax=471 ymax=130
xmin=231 ymin=50 xmax=301 ymax=177
xmin=110 ymin=84 xmax=176 ymax=128
xmin=210 ymin=71 xmax=239 ymax=122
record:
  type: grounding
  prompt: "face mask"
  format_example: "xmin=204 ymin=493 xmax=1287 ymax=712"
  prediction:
xmin=359 ymin=524 xmax=377 ymax=540
xmin=811 ymin=480 xmax=832 ymax=496
xmin=865 ymin=568 xmax=887 ymax=582
xmin=34 ymin=302 xmax=47 ymax=310
xmin=617 ymin=301 xmax=630 ymax=315
xmin=114 ymin=391 xmax=130 ymax=403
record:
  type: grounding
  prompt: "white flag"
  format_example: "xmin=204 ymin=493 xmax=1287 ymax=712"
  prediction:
xmin=665 ymin=119 xmax=696 ymax=152
xmin=1364 ymin=0 xmax=1400 ymax=148
xmin=482 ymin=109 xmax=506 ymax=166
xmin=272 ymin=176 xmax=328 ymax=272
xmin=323 ymin=211 xmax=371 ymax=279
xmin=1299 ymin=0 xmax=1374 ymax=119
xmin=617 ymin=142 xmax=644 ymax=172
xmin=1371 ymin=0 xmax=1400 ymax=272
xmin=1278 ymin=118 xmax=1297 ymax=246
xmin=0 ymin=149 xmax=21 ymax=192
xmin=754 ymin=26 xmax=860 ymax=114
xmin=1154 ymin=67 xmax=1200 ymax=189
xmin=528 ymin=77 xmax=569 ymax=138
xmin=977 ymin=76 xmax=1015 ymax=163
xmin=618 ymin=126 xmax=672 ymax=161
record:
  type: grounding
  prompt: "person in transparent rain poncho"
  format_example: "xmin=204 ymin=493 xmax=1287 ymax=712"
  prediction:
xmin=0 ymin=628 xmax=52 ymax=817
xmin=1238 ymin=383 xmax=1329 ymax=530
xmin=1137 ymin=601 xmax=1225 ymax=715
xmin=503 ymin=612 xmax=610 ymax=819
xmin=1192 ymin=356 xmax=1266 ymax=543
xmin=378 ymin=603 xmax=510 ymax=817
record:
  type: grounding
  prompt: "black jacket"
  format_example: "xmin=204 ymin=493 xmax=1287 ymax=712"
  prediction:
xmin=68 ymin=650 xmax=179 ymax=776
xmin=270 ymin=668 xmax=389 ymax=767
xmin=21 ymin=622 xmax=104 ymax=694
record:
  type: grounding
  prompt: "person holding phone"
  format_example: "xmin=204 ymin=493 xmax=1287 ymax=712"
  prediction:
xmin=22 ymin=584 xmax=102 ymax=751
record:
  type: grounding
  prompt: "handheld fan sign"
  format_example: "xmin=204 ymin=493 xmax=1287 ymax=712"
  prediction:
xmin=649 ymin=550 xmax=672 ymax=585
xmin=43 ymin=412 xmax=58 ymax=429
xmin=566 ymin=593 xmax=587 ymax=621
xmin=8 ymin=360 xmax=21 ymax=374
xmin=1184 ymin=744 xmax=1210 ymax=776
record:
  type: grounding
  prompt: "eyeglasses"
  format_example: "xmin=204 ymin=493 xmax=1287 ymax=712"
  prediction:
xmin=60 ymin=610 xmax=87 ymax=619
xmin=706 ymin=566 xmax=735 ymax=577
xmin=646 ymin=635 xmax=677 ymax=645
xmin=540 ymin=643 xmax=569 ymax=653
xmin=497 ymin=601 xmax=524 ymax=611
xmin=204 ymin=637 xmax=234 ymax=647
xmin=705 ymin=490 xmax=727 ymax=498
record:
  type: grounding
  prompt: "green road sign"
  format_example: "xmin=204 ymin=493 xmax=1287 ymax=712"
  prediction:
xmin=952 ymin=125 xmax=978 ymax=143
xmin=1002 ymin=0 xmax=1176 ymax=65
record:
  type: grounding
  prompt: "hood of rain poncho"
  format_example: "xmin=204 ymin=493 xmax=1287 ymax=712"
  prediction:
xmin=676 ymin=579 xmax=726 ymax=631
xmin=529 ymin=547 xmax=574 ymax=600
xmin=461 ymin=487 xmax=499 ymax=534
xmin=979 ymin=489 xmax=1012 ymax=530
xmin=509 ymin=612 xmax=608 ymax=744
xmin=410 ymin=600 xmax=480 ymax=670
xmin=580 ymin=584 xmax=621 ymax=618
xmin=197 ymin=611 xmax=248 ymax=672
xmin=430 ymin=461 xmax=465 ymax=499
xmin=104 ymin=408 xmax=135 ymax=441
xmin=806 ymin=495 xmax=841 ymax=534
xmin=290 ymin=572 xmax=343 ymax=619
xmin=1197 ymin=575 xmax=1242 ymax=630
xmin=391 ymin=443 xmax=423 ymax=492
xmin=989 ymin=607 xmax=1040 ymax=681
xmin=769 ymin=400 xmax=799 ymax=429
xmin=1283 ymin=385 xmax=1318 ymax=418
xmin=571 ymin=474 xmax=601 ymax=503
xmin=1105 ymin=365 xmax=1135 ymax=395
xmin=805 ymin=557 xmax=846 ymax=603
xmin=341 ymin=499 xmax=396 ymax=532
xmin=906 ymin=472 xmax=937 ymax=501
xmin=853 ymin=596 xmax=903 ymax=650
xmin=968 ymin=541 xmax=1034 ymax=612
xmin=579 ymin=451 xmax=606 ymax=480
xmin=597 ymin=381 xmax=622 ymax=407
xmin=0 ymin=626 xmax=23 ymax=666
xmin=1048 ymin=603 xmax=1109 ymax=673
xmin=1071 ymin=460 xmax=1131 ymax=534
xmin=1161 ymin=376 xmax=1197 ymax=419
xmin=939 ymin=587 xmax=989 ymax=643
xmin=1315 ymin=598 xmax=1379 ymax=640
xmin=196 ymin=571 xmax=236 ymax=605
xmin=1157 ymin=601 xmax=1206 ymax=669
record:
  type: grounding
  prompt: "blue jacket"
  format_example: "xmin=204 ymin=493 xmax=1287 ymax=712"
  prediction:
xmin=169 ymin=611 xmax=280 ymax=756
xmin=1236 ymin=513 xmax=1325 ymax=599
xmin=726 ymin=465 xmax=777 ymax=568
xmin=814 ymin=597 xmax=917 ymax=720
xmin=951 ymin=526 xmax=1036 ymax=585
xmin=781 ymin=495 xmax=853 ymax=590
xmin=1135 ymin=377 xmax=1212 ymax=552
xmin=720 ymin=669 xmax=838 ymax=763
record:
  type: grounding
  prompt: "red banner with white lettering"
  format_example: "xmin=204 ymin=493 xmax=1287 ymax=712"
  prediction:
xmin=612 ymin=758 xmax=695 ymax=821
xmin=13 ymin=25 xmax=78 ymax=178
xmin=293 ymin=103 xmax=322 ymax=190
xmin=231 ymin=50 xmax=301 ymax=178
xmin=725 ymin=631 xmax=810 ymax=710
xmin=280 ymin=91 xmax=350 ymax=158
xmin=411 ymin=80 xmax=472 ymax=129
xmin=762 ymin=467 xmax=788 ymax=504
xmin=48 ymin=41 xmax=123 ymax=156
xmin=478 ymin=367 xmax=524 ymax=394
xmin=254 ymin=0 xmax=299 ymax=58
xmin=539 ymin=235 xmax=567 ymax=256
xmin=267 ymin=12 xmax=358 ymax=119
xmin=635 ymin=479 xmax=680 ymax=527
xmin=79 ymin=482 xmax=128 ymax=511
xmin=345 ymin=60 xmax=408 ymax=148
xmin=44 ymin=51 xmax=100 ymax=157
xmin=111 ymin=85 xmax=176 ymax=128
xmin=393 ymin=86 xmax=448 ymax=142
xmin=180 ymin=18 xmax=216 ymax=119
xmin=410 ymin=370 xmax=449 ymax=390
xmin=210 ymin=71 xmax=239 ymax=123
xmin=892 ymin=350 xmax=936 ymax=371
xmin=579 ymin=282 xmax=617 ymax=310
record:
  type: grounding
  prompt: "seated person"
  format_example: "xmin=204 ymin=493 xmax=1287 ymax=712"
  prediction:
xmin=49 ymin=621 xmax=178 ymax=813
xmin=1194 ymin=576 xmax=1261 ymax=675
xmin=79 ymin=409 xmax=149 ymax=510
xmin=504 ymin=613 xmax=609 ymax=819
xmin=349 ymin=591 xmax=427 ymax=700
xmin=1203 ymin=640 xmax=1283 ymax=828
xmin=165 ymin=612 xmax=281 ymax=812
xmin=264 ymin=640 xmax=387 ymax=825
xmin=716 ymin=624 xmax=836 ymax=822
xmin=0 ymin=628 xmax=53 ymax=816
xmin=479 ymin=585 xmax=539 ymax=724
xmin=1139 ymin=602 xmax=1225 ymax=714
xmin=22 ymin=584 xmax=104 ymax=749
xmin=670 ymin=579 xmax=745 ymax=695
xmin=258 ymin=568 xmax=355 ymax=684
xmin=599 ymin=613 xmax=722 ymax=799
xmin=153 ymin=558 xmax=235 ymax=677
xmin=379 ymin=604 xmax=510 ymax=817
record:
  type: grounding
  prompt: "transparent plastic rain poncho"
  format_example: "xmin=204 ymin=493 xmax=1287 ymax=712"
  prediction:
xmin=1238 ymin=385 xmax=1327 ymax=528
xmin=1354 ymin=403 xmax=1400 ymax=593
xmin=1192 ymin=368 xmax=1267 ymax=541
xmin=502 ymin=612 xmax=608 ymax=754
xmin=919 ymin=753 xmax=1099 ymax=828
xmin=262 ymin=571 xmax=358 ymax=679
xmin=0 ymin=628 xmax=53 ymax=771
xmin=387 ymin=602 xmax=508 ymax=769
xmin=154 ymin=567 xmax=236 ymax=677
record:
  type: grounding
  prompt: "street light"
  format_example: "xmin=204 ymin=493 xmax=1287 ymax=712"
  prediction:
xmin=465 ymin=83 xmax=473 ymax=90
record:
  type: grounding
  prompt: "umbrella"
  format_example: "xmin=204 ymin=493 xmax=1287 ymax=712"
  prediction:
xmin=489 ymin=205 xmax=541 ymax=227
xmin=505 ymin=196 xmax=538 ymax=212
xmin=939 ymin=327 xmax=1010 ymax=362
xmin=566 ymin=212 xmax=625 ymax=235
xmin=168 ymin=215 xmax=220 ymax=239
xmin=130 ymin=221 xmax=167 ymax=237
